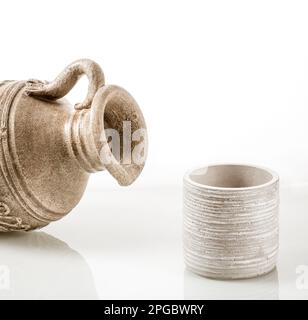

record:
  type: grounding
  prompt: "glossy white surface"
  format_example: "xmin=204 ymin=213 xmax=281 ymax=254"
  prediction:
xmin=0 ymin=184 xmax=307 ymax=300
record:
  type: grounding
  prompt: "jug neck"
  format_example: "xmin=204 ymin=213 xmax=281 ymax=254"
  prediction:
xmin=68 ymin=109 xmax=104 ymax=173
xmin=67 ymin=85 xmax=147 ymax=186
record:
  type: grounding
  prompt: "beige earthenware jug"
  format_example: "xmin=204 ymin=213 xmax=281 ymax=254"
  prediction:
xmin=0 ymin=59 xmax=147 ymax=232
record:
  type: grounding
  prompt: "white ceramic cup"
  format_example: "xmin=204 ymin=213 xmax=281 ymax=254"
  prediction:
xmin=183 ymin=164 xmax=279 ymax=280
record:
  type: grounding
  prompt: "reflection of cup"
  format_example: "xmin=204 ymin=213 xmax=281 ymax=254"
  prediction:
xmin=0 ymin=232 xmax=98 ymax=300
xmin=183 ymin=164 xmax=279 ymax=279
xmin=184 ymin=268 xmax=279 ymax=300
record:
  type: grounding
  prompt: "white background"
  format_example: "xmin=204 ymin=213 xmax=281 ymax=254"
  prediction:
xmin=2 ymin=0 xmax=308 ymax=189
xmin=1 ymin=0 xmax=308 ymax=300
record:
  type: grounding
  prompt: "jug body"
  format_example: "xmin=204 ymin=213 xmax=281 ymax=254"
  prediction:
xmin=0 ymin=80 xmax=90 ymax=231
xmin=0 ymin=60 xmax=147 ymax=232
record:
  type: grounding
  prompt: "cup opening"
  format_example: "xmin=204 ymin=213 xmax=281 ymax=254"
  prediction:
xmin=188 ymin=164 xmax=276 ymax=189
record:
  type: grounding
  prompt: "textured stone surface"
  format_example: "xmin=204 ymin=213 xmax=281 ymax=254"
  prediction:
xmin=183 ymin=164 xmax=279 ymax=279
xmin=0 ymin=59 xmax=147 ymax=232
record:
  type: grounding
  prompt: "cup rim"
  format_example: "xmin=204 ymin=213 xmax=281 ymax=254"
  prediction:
xmin=184 ymin=163 xmax=279 ymax=191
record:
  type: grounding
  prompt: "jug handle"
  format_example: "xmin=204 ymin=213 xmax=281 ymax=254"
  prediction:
xmin=25 ymin=59 xmax=105 ymax=110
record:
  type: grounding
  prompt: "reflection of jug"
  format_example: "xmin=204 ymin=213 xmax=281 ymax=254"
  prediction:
xmin=0 ymin=59 xmax=147 ymax=231
xmin=0 ymin=232 xmax=98 ymax=299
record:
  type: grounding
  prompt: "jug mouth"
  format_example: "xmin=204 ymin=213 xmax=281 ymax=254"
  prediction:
xmin=87 ymin=85 xmax=148 ymax=186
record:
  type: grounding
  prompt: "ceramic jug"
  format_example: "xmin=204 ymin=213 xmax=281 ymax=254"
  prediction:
xmin=0 ymin=59 xmax=147 ymax=232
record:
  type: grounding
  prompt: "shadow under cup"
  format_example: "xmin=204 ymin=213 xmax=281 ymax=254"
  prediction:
xmin=183 ymin=164 xmax=279 ymax=280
